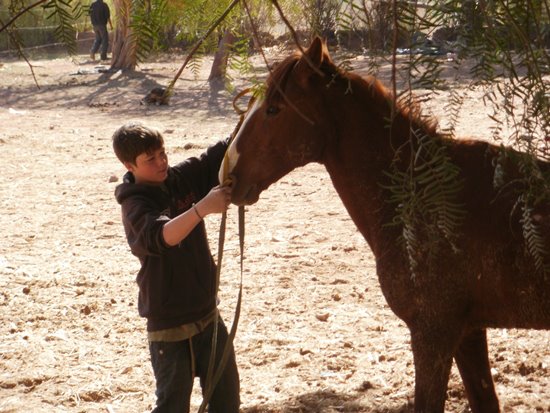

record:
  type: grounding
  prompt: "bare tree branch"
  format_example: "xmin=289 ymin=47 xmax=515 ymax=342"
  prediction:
xmin=242 ymin=0 xmax=314 ymax=125
xmin=163 ymin=0 xmax=241 ymax=99
xmin=0 ymin=0 xmax=49 ymax=34
xmin=0 ymin=18 xmax=40 ymax=88
xmin=269 ymin=0 xmax=323 ymax=76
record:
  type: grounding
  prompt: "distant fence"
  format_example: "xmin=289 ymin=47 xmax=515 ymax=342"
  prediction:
xmin=0 ymin=28 xmax=98 ymax=58
xmin=0 ymin=21 xmax=96 ymax=53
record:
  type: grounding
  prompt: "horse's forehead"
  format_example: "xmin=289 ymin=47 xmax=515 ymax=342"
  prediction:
xmin=219 ymin=99 xmax=263 ymax=183
xmin=235 ymin=98 xmax=263 ymax=145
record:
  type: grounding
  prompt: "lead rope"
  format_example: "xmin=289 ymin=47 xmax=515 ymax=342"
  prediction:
xmin=198 ymin=90 xmax=253 ymax=413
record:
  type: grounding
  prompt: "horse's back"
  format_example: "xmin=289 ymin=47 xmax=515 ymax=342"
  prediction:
xmin=445 ymin=138 xmax=550 ymax=329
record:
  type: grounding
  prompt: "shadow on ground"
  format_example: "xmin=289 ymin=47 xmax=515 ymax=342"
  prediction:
xmin=3 ymin=64 xmax=238 ymax=118
xmin=241 ymin=389 xmax=413 ymax=413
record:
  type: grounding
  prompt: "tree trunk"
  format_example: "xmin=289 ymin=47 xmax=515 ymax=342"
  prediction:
xmin=110 ymin=0 xmax=137 ymax=71
xmin=208 ymin=29 xmax=236 ymax=84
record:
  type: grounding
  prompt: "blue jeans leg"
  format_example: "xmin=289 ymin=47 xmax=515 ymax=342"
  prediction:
xmin=90 ymin=25 xmax=109 ymax=59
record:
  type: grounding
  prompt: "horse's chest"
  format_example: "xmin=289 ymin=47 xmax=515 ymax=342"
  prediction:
xmin=376 ymin=260 xmax=471 ymax=324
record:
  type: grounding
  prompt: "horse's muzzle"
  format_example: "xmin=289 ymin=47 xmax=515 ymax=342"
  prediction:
xmin=231 ymin=182 xmax=260 ymax=206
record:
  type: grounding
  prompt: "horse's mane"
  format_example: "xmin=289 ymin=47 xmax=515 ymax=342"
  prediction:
xmin=344 ymin=70 xmax=439 ymax=138
xmin=266 ymin=51 xmax=438 ymax=137
xmin=265 ymin=52 xmax=301 ymax=103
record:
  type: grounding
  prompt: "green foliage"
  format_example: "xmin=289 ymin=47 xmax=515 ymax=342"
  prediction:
xmin=385 ymin=131 xmax=465 ymax=278
xmin=521 ymin=199 xmax=549 ymax=275
xmin=299 ymin=0 xmax=340 ymax=37
xmin=518 ymin=153 xmax=550 ymax=275
xmin=185 ymin=42 xmax=206 ymax=78
xmin=441 ymin=86 xmax=464 ymax=137
xmin=176 ymin=0 xmax=239 ymax=48
xmin=164 ymin=0 xmax=241 ymax=78
xmin=226 ymin=34 xmax=254 ymax=92
xmin=42 ymin=0 xmax=82 ymax=54
xmin=129 ymin=0 xmax=167 ymax=61
xmin=492 ymin=146 xmax=550 ymax=275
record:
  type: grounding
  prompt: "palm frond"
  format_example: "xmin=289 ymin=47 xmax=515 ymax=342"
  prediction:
xmin=129 ymin=0 xmax=167 ymax=62
xmin=41 ymin=0 xmax=80 ymax=55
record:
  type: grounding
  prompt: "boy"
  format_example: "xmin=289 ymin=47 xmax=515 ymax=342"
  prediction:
xmin=112 ymin=122 xmax=240 ymax=412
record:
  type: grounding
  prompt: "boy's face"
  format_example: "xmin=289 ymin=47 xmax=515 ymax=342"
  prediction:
xmin=125 ymin=146 xmax=169 ymax=185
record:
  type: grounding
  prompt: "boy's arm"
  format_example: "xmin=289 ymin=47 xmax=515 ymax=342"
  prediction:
xmin=173 ymin=137 xmax=231 ymax=198
xmin=162 ymin=185 xmax=231 ymax=246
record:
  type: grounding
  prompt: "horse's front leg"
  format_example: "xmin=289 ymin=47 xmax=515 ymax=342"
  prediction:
xmin=409 ymin=323 xmax=458 ymax=413
xmin=454 ymin=328 xmax=500 ymax=413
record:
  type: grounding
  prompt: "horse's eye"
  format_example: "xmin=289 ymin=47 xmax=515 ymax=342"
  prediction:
xmin=266 ymin=105 xmax=280 ymax=116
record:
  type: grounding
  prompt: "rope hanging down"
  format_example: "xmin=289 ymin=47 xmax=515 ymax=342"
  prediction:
xmin=198 ymin=89 xmax=254 ymax=413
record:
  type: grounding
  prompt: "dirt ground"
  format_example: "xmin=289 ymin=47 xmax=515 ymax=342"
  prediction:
xmin=0 ymin=49 xmax=548 ymax=413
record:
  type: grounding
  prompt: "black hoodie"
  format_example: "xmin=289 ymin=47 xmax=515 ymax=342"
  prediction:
xmin=89 ymin=0 xmax=110 ymax=26
xmin=115 ymin=138 xmax=229 ymax=332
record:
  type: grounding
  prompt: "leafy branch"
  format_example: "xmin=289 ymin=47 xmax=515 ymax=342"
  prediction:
xmin=385 ymin=131 xmax=465 ymax=278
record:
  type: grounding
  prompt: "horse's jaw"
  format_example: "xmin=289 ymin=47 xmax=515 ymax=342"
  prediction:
xmin=231 ymin=182 xmax=261 ymax=206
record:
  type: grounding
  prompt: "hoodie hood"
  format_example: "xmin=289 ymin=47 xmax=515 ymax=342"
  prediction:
xmin=115 ymin=171 xmax=167 ymax=205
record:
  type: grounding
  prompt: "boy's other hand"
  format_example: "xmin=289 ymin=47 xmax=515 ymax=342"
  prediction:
xmin=198 ymin=185 xmax=232 ymax=216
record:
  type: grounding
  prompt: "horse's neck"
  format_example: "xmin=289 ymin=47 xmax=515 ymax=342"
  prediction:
xmin=323 ymin=144 xmax=392 ymax=255
xmin=321 ymin=77 xmax=415 ymax=254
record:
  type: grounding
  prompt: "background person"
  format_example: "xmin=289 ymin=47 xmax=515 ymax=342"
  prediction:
xmin=89 ymin=0 xmax=112 ymax=61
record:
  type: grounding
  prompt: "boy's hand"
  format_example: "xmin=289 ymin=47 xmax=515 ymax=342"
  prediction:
xmin=196 ymin=185 xmax=232 ymax=217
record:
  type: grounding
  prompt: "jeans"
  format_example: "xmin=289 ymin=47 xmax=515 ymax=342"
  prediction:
xmin=149 ymin=318 xmax=240 ymax=413
xmin=90 ymin=24 xmax=109 ymax=60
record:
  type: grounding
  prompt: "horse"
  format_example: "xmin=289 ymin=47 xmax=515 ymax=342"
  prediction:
xmin=219 ymin=37 xmax=550 ymax=412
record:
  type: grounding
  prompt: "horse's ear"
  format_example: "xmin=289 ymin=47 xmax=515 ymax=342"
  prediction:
xmin=305 ymin=36 xmax=329 ymax=67
xmin=294 ymin=36 xmax=331 ymax=86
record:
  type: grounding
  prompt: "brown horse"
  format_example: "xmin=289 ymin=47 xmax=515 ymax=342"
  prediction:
xmin=220 ymin=37 xmax=550 ymax=412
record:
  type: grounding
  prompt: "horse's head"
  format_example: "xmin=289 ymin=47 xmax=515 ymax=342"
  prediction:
xmin=220 ymin=37 xmax=336 ymax=205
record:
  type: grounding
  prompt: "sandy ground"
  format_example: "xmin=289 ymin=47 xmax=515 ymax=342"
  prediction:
xmin=0 ymin=50 xmax=549 ymax=413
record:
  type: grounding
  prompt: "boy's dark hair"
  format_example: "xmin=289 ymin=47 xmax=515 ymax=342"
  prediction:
xmin=112 ymin=122 xmax=164 ymax=165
